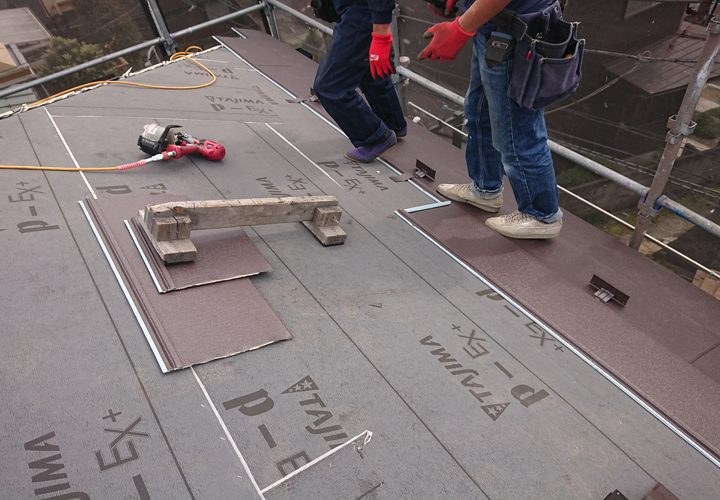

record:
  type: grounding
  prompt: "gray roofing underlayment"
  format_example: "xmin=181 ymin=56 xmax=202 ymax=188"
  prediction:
xmin=1 ymin=29 xmax=719 ymax=499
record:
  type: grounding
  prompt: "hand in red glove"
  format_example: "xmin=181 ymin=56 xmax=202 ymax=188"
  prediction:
xmin=427 ymin=0 xmax=458 ymax=18
xmin=369 ymin=32 xmax=395 ymax=79
xmin=418 ymin=18 xmax=475 ymax=61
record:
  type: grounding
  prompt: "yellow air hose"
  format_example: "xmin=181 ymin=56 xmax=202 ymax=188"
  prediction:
xmin=1 ymin=46 xmax=216 ymax=172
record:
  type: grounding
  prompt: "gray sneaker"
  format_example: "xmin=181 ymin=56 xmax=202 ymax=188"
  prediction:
xmin=485 ymin=210 xmax=562 ymax=239
xmin=437 ymin=183 xmax=503 ymax=212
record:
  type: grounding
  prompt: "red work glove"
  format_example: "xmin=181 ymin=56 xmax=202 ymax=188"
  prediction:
xmin=427 ymin=0 xmax=458 ymax=18
xmin=418 ymin=18 xmax=475 ymax=61
xmin=369 ymin=32 xmax=395 ymax=79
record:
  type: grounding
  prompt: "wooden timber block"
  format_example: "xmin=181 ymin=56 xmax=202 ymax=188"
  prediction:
xmin=312 ymin=206 xmax=342 ymax=227
xmin=140 ymin=196 xmax=346 ymax=261
xmin=137 ymin=211 xmax=197 ymax=263
xmin=145 ymin=196 xmax=339 ymax=239
xmin=143 ymin=206 xmax=192 ymax=242
xmin=302 ymin=221 xmax=347 ymax=246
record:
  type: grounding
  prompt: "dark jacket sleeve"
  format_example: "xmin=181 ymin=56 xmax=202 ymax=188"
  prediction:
xmin=368 ymin=0 xmax=394 ymax=24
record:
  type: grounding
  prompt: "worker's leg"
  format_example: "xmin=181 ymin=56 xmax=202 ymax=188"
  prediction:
xmin=313 ymin=1 xmax=390 ymax=147
xmin=476 ymin=36 xmax=561 ymax=222
xmin=464 ymin=34 xmax=505 ymax=196
xmin=359 ymin=69 xmax=407 ymax=136
xmin=435 ymin=37 xmax=506 ymax=212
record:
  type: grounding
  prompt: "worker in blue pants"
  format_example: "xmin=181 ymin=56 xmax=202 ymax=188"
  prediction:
xmin=313 ymin=0 xmax=407 ymax=163
xmin=419 ymin=0 xmax=564 ymax=239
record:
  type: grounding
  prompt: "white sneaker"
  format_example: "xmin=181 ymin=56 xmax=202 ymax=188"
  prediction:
xmin=437 ymin=183 xmax=503 ymax=212
xmin=485 ymin=210 xmax=562 ymax=239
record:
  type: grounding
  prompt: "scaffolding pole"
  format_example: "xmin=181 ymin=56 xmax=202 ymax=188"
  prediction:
xmin=629 ymin=16 xmax=720 ymax=249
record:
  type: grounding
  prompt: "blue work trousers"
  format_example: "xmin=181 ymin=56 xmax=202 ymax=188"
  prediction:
xmin=465 ymin=35 xmax=561 ymax=222
xmin=313 ymin=0 xmax=406 ymax=147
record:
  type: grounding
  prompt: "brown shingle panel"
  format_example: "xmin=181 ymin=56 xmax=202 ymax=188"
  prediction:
xmin=84 ymin=194 xmax=290 ymax=372
xmin=130 ymin=218 xmax=272 ymax=293
xmin=96 ymin=193 xmax=273 ymax=292
xmin=693 ymin=343 xmax=720 ymax=385
xmin=404 ymin=202 xmax=720 ymax=458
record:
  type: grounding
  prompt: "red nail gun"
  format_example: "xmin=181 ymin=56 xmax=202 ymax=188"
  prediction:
xmin=137 ymin=123 xmax=226 ymax=161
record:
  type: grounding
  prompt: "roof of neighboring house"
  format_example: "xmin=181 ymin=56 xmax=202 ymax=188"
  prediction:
xmin=0 ymin=86 xmax=35 ymax=113
xmin=607 ymin=30 xmax=720 ymax=95
xmin=0 ymin=7 xmax=52 ymax=45
xmin=0 ymin=43 xmax=33 ymax=88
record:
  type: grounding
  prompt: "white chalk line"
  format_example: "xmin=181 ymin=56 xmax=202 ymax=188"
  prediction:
xmin=44 ymin=108 xmax=96 ymax=198
xmin=264 ymin=122 xmax=342 ymax=187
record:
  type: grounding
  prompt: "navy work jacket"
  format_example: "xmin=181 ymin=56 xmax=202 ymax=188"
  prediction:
xmin=332 ymin=0 xmax=395 ymax=24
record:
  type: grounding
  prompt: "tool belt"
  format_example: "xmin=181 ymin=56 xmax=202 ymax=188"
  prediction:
xmin=488 ymin=1 xmax=584 ymax=110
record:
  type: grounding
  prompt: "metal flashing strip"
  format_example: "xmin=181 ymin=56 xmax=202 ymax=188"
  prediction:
xmin=260 ymin=430 xmax=373 ymax=494
xmin=44 ymin=108 xmax=96 ymax=198
xmin=191 ymin=367 xmax=265 ymax=499
xmin=394 ymin=209 xmax=720 ymax=470
xmin=79 ymin=200 xmax=169 ymax=373
xmin=217 ymin=34 xmax=441 ymax=204
xmin=264 ymin=123 xmax=341 ymax=187
xmin=404 ymin=201 xmax=451 ymax=213
xmin=125 ymin=220 xmax=163 ymax=294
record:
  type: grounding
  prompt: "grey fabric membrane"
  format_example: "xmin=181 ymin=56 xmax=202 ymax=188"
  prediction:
xmin=1 ymin=34 xmax=719 ymax=499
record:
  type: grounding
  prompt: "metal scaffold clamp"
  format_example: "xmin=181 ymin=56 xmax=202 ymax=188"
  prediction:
xmin=666 ymin=115 xmax=697 ymax=145
xmin=707 ymin=16 xmax=720 ymax=35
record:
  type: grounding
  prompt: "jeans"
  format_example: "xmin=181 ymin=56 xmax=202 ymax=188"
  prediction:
xmin=313 ymin=0 xmax=406 ymax=148
xmin=465 ymin=34 xmax=561 ymax=222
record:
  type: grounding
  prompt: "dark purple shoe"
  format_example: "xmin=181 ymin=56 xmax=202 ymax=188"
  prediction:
xmin=395 ymin=126 xmax=407 ymax=139
xmin=345 ymin=130 xmax=397 ymax=163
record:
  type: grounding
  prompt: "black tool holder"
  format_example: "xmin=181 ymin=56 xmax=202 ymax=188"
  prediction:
xmin=496 ymin=1 xmax=585 ymax=110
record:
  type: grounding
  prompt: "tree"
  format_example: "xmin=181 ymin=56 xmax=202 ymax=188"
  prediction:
xmin=37 ymin=37 xmax=117 ymax=95
xmin=71 ymin=0 xmax=145 ymax=68
xmin=73 ymin=0 xmax=143 ymax=51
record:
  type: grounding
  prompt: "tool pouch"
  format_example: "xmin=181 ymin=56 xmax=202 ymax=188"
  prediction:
xmin=506 ymin=1 xmax=584 ymax=110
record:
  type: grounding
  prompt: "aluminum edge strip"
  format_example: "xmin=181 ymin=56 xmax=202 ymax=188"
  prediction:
xmin=124 ymin=220 xmax=163 ymax=294
xmin=404 ymin=201 xmax=451 ymax=213
xmin=191 ymin=367 xmax=265 ymax=499
xmin=79 ymin=200 xmax=169 ymax=373
xmin=260 ymin=430 xmax=373 ymax=494
xmin=394 ymin=209 xmax=720 ymax=470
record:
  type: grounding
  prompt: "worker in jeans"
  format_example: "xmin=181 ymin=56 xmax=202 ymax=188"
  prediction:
xmin=313 ymin=0 xmax=407 ymax=163
xmin=420 ymin=0 xmax=563 ymax=239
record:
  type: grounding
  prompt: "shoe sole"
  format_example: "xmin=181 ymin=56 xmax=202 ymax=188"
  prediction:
xmin=344 ymin=152 xmax=376 ymax=163
xmin=492 ymin=231 xmax=560 ymax=239
xmin=437 ymin=188 xmax=502 ymax=213
xmin=345 ymin=136 xmax=397 ymax=163
xmin=486 ymin=221 xmax=561 ymax=239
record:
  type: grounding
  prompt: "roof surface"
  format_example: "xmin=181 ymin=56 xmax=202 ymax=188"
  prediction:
xmin=1 ymin=31 xmax=719 ymax=499
xmin=0 ymin=7 xmax=51 ymax=45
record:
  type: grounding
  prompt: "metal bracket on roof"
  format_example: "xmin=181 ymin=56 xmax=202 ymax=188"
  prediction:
xmin=286 ymin=94 xmax=318 ymax=104
xmin=390 ymin=159 xmax=436 ymax=183
xmin=602 ymin=490 xmax=628 ymax=500
xmin=287 ymin=87 xmax=318 ymax=104
xmin=590 ymin=275 xmax=629 ymax=306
